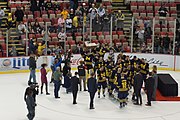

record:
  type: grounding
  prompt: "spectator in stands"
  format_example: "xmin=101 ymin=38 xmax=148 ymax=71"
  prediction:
xmin=82 ymin=12 xmax=88 ymax=32
xmin=146 ymin=43 xmax=152 ymax=53
xmin=58 ymin=15 xmax=65 ymax=33
xmin=38 ymin=0 xmax=45 ymax=11
xmin=102 ymin=9 xmax=111 ymax=32
xmin=88 ymin=0 xmax=94 ymax=8
xmin=58 ymin=29 xmax=66 ymax=49
xmin=70 ymin=0 xmax=74 ymax=10
xmin=144 ymin=27 xmax=152 ymax=40
xmin=135 ymin=26 xmax=145 ymax=46
xmin=6 ymin=13 xmax=15 ymax=30
xmin=80 ymin=3 xmax=88 ymax=15
xmin=154 ymin=35 xmax=162 ymax=53
xmin=89 ymin=3 xmax=97 ymax=21
xmin=61 ymin=7 xmax=69 ymax=20
xmin=9 ymin=46 xmax=18 ymax=57
xmin=32 ymin=21 xmax=43 ymax=34
xmin=115 ymin=10 xmax=125 ymax=31
xmin=93 ymin=14 xmax=101 ymax=32
xmin=18 ymin=22 xmax=27 ymax=34
xmin=45 ymin=0 xmax=53 ymax=11
xmin=163 ymin=33 xmax=170 ymax=54
xmin=18 ymin=21 xmax=27 ymax=40
xmin=27 ymin=22 xmax=33 ymax=33
xmin=65 ymin=15 xmax=73 ymax=33
xmin=0 ymin=7 xmax=5 ymax=29
xmin=37 ymin=43 xmax=45 ymax=56
xmin=75 ymin=6 xmax=82 ymax=16
xmin=140 ymin=42 xmax=146 ymax=53
xmin=29 ymin=38 xmax=37 ymax=54
xmin=14 ymin=6 xmax=24 ymax=25
xmin=30 ymin=0 xmax=38 ymax=15
xmin=97 ymin=4 xmax=105 ymax=19
xmin=69 ymin=9 xmax=75 ymax=20
xmin=73 ymin=15 xmax=79 ymax=32
xmin=158 ymin=4 xmax=168 ymax=17
xmin=48 ymin=22 xmax=56 ymax=34
xmin=53 ymin=1 xmax=60 ymax=11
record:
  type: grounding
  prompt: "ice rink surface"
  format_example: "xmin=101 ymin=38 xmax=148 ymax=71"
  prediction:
xmin=0 ymin=70 xmax=180 ymax=120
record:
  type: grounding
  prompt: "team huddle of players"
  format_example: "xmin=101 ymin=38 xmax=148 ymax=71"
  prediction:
xmin=81 ymin=47 xmax=149 ymax=108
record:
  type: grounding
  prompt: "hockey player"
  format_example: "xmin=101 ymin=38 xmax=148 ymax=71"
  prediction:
xmin=139 ymin=59 xmax=149 ymax=83
xmin=115 ymin=70 xmax=129 ymax=108
xmin=108 ymin=64 xmax=117 ymax=97
xmin=84 ymin=51 xmax=94 ymax=78
xmin=97 ymin=66 xmax=107 ymax=98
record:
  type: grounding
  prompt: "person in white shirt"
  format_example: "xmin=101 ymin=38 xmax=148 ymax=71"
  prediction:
xmin=0 ymin=7 xmax=5 ymax=28
xmin=65 ymin=15 xmax=72 ymax=33
xmin=89 ymin=3 xmax=97 ymax=20
xmin=135 ymin=27 xmax=145 ymax=46
xmin=58 ymin=29 xmax=67 ymax=50
xmin=18 ymin=21 xmax=27 ymax=34
xmin=97 ymin=4 xmax=105 ymax=18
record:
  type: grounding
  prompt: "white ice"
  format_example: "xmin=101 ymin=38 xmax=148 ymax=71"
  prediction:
xmin=0 ymin=70 xmax=180 ymax=120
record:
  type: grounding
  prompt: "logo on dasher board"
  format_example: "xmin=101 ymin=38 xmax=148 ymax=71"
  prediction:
xmin=2 ymin=59 xmax=11 ymax=67
xmin=12 ymin=57 xmax=29 ymax=69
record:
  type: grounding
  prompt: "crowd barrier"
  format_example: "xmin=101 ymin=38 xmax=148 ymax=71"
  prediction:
xmin=0 ymin=53 xmax=179 ymax=74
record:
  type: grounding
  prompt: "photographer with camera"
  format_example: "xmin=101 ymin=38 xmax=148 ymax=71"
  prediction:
xmin=24 ymin=82 xmax=39 ymax=106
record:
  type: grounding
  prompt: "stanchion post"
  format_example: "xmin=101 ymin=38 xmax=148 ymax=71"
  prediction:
xmin=152 ymin=17 xmax=155 ymax=53
xmin=130 ymin=17 xmax=134 ymax=53
xmin=173 ymin=19 xmax=176 ymax=55
xmin=110 ymin=16 xmax=113 ymax=47
xmin=6 ymin=29 xmax=8 ymax=57
xmin=90 ymin=16 xmax=92 ymax=43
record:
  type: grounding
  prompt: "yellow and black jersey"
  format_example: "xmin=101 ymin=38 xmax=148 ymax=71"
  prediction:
xmin=139 ymin=63 xmax=149 ymax=75
xmin=109 ymin=68 xmax=116 ymax=82
xmin=99 ymin=48 xmax=106 ymax=57
xmin=124 ymin=60 xmax=131 ymax=68
xmin=97 ymin=60 xmax=105 ymax=69
xmin=84 ymin=53 xmax=94 ymax=69
xmin=97 ymin=69 xmax=106 ymax=82
xmin=116 ymin=61 xmax=124 ymax=70
xmin=115 ymin=76 xmax=129 ymax=92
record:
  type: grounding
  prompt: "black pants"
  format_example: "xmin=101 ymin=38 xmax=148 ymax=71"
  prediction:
xmin=41 ymin=83 xmax=48 ymax=93
xmin=89 ymin=92 xmax=96 ymax=108
xmin=72 ymin=91 xmax=78 ymax=103
xmin=147 ymin=91 xmax=153 ymax=105
xmin=135 ymin=89 xmax=142 ymax=104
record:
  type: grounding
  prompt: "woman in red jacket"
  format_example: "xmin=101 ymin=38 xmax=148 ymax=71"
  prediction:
xmin=40 ymin=63 xmax=50 ymax=95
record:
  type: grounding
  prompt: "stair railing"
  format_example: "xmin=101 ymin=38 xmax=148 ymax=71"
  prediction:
xmin=6 ymin=29 xmax=8 ymax=57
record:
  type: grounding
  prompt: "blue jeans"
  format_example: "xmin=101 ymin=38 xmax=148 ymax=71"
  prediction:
xmin=29 ymin=69 xmax=36 ymax=83
xmin=54 ymin=80 xmax=61 ymax=98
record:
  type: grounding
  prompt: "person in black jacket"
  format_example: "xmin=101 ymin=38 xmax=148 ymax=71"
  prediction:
xmin=24 ymin=82 xmax=39 ymax=106
xmin=71 ymin=72 xmax=80 ymax=104
xmin=14 ymin=6 xmax=24 ymax=24
xmin=38 ymin=0 xmax=45 ymax=11
xmin=25 ymin=89 xmax=36 ymax=120
xmin=78 ymin=61 xmax=87 ymax=91
xmin=30 ymin=0 xmax=38 ymax=15
xmin=145 ymin=72 xmax=155 ymax=106
xmin=87 ymin=72 xmax=97 ymax=109
xmin=133 ymin=70 xmax=143 ymax=105
xmin=28 ymin=54 xmax=37 ymax=84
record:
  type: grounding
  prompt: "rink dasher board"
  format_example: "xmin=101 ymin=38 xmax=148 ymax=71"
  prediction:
xmin=0 ymin=53 xmax=180 ymax=74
